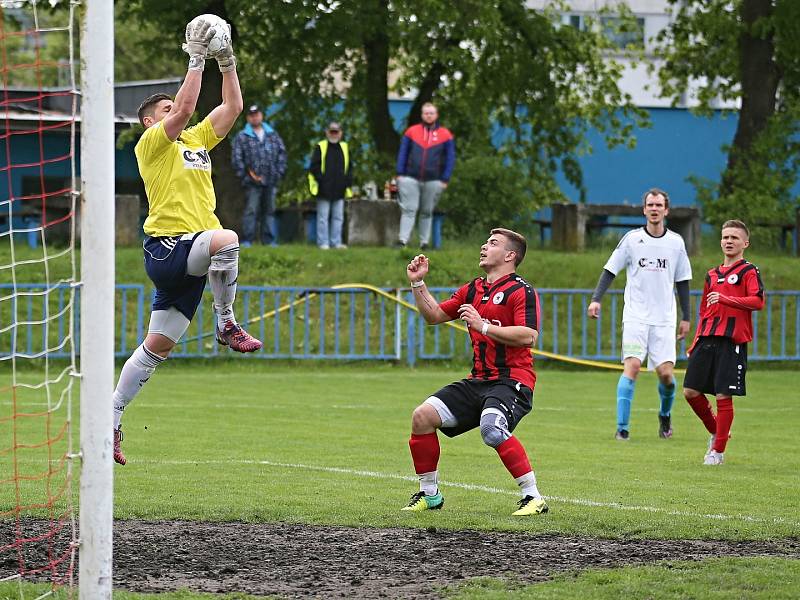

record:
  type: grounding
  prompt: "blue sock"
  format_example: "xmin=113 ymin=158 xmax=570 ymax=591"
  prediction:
xmin=658 ymin=376 xmax=676 ymax=417
xmin=616 ymin=375 xmax=635 ymax=431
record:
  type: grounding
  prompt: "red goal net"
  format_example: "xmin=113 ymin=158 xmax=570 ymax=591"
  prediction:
xmin=1 ymin=1 xmax=79 ymax=595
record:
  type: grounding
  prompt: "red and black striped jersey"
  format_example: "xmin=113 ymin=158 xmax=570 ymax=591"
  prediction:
xmin=689 ymin=259 xmax=765 ymax=353
xmin=439 ymin=273 xmax=540 ymax=390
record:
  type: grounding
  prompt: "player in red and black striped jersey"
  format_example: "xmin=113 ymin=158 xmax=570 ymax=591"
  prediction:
xmin=400 ymin=228 xmax=547 ymax=516
xmin=683 ymin=220 xmax=765 ymax=466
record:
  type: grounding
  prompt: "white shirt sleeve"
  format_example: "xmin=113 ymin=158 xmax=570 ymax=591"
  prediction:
xmin=604 ymin=233 xmax=631 ymax=275
xmin=674 ymin=242 xmax=692 ymax=282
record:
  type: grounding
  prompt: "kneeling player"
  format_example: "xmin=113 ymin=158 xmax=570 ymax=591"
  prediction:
xmin=683 ymin=220 xmax=764 ymax=465
xmin=402 ymin=229 xmax=547 ymax=516
xmin=111 ymin=18 xmax=261 ymax=465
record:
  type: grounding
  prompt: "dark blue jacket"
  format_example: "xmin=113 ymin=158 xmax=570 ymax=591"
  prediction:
xmin=396 ymin=122 xmax=456 ymax=182
xmin=231 ymin=123 xmax=287 ymax=189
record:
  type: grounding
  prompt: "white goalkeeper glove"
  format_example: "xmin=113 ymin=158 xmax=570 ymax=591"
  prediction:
xmin=210 ymin=26 xmax=236 ymax=73
xmin=182 ymin=18 xmax=215 ymax=72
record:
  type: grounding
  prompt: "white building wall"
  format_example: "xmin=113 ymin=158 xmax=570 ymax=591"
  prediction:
xmin=526 ymin=0 xmax=738 ymax=109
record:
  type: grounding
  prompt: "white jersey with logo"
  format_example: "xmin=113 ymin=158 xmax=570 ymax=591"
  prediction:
xmin=604 ymin=227 xmax=692 ymax=326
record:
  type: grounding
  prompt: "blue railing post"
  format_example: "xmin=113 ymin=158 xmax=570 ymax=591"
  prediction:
xmin=406 ymin=292 xmax=417 ymax=366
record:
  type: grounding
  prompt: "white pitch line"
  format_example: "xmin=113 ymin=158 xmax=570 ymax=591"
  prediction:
xmin=2 ymin=400 xmax=792 ymax=414
xmin=148 ymin=458 xmax=799 ymax=528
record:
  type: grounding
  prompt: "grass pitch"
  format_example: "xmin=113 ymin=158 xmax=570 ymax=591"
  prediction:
xmin=2 ymin=363 xmax=799 ymax=599
xmin=101 ymin=363 xmax=798 ymax=538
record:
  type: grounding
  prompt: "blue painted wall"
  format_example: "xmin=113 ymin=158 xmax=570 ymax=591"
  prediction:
xmin=558 ymin=108 xmax=738 ymax=206
xmin=0 ymin=130 xmax=140 ymax=205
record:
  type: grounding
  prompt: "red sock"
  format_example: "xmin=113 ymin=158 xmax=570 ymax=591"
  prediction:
xmin=686 ymin=393 xmax=717 ymax=435
xmin=714 ymin=397 xmax=734 ymax=453
xmin=408 ymin=432 xmax=440 ymax=474
xmin=495 ymin=436 xmax=532 ymax=478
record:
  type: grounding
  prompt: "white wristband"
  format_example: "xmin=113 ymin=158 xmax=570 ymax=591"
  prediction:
xmin=481 ymin=322 xmax=489 ymax=335
xmin=410 ymin=280 xmax=425 ymax=288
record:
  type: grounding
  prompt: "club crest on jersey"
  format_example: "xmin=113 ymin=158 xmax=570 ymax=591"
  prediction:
xmin=182 ymin=148 xmax=211 ymax=171
xmin=727 ymin=273 xmax=739 ymax=284
xmin=492 ymin=292 xmax=504 ymax=304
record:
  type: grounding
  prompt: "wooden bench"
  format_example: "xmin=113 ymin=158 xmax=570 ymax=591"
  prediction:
xmin=551 ymin=203 xmax=701 ymax=254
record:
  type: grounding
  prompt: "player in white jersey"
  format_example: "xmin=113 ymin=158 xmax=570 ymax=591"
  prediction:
xmin=587 ymin=189 xmax=692 ymax=440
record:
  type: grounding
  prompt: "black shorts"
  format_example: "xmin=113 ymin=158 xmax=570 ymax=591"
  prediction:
xmin=143 ymin=234 xmax=207 ymax=321
xmin=683 ymin=336 xmax=748 ymax=396
xmin=430 ymin=378 xmax=533 ymax=438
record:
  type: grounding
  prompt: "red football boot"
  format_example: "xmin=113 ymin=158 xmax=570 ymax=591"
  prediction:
xmin=216 ymin=321 xmax=263 ymax=353
xmin=113 ymin=428 xmax=126 ymax=465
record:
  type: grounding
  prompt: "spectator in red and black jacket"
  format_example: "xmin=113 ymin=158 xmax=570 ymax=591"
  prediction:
xmin=395 ymin=102 xmax=456 ymax=249
xmin=683 ymin=219 xmax=765 ymax=467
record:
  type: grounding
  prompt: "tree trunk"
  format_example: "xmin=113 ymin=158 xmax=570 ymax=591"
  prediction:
xmin=405 ymin=61 xmax=447 ymax=129
xmin=721 ymin=0 xmax=780 ymax=195
xmin=195 ymin=0 xmax=244 ymax=230
xmin=362 ymin=0 xmax=399 ymax=171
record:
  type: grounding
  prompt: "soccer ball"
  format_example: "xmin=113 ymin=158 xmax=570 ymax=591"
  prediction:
xmin=186 ymin=14 xmax=231 ymax=56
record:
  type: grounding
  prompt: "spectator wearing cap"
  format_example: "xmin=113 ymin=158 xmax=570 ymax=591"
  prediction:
xmin=307 ymin=122 xmax=353 ymax=249
xmin=232 ymin=104 xmax=287 ymax=247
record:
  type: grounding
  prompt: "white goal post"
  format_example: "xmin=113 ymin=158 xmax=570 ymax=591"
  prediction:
xmin=79 ymin=0 xmax=115 ymax=598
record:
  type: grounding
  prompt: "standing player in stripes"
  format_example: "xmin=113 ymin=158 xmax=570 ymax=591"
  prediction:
xmin=111 ymin=16 xmax=262 ymax=465
xmin=683 ymin=220 xmax=764 ymax=465
xmin=402 ymin=228 xmax=548 ymax=515
xmin=587 ymin=188 xmax=692 ymax=441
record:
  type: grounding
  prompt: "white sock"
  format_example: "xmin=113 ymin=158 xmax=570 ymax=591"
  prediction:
xmin=418 ymin=470 xmax=438 ymax=496
xmin=515 ymin=471 xmax=540 ymax=499
xmin=112 ymin=343 xmax=165 ymax=429
xmin=208 ymin=243 xmax=239 ymax=330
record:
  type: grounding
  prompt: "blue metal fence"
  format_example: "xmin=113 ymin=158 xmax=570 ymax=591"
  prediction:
xmin=2 ymin=284 xmax=799 ymax=364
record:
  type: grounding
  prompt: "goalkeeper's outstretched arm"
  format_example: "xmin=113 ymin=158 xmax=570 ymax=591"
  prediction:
xmin=209 ymin=41 xmax=243 ymax=138
xmin=162 ymin=16 xmax=217 ymax=141
xmin=162 ymin=71 xmax=202 ymax=141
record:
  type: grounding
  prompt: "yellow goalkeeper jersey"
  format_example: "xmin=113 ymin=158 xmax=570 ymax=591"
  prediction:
xmin=135 ymin=116 xmax=224 ymax=237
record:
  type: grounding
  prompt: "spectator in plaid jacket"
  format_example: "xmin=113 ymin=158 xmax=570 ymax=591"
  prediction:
xmin=231 ymin=104 xmax=287 ymax=246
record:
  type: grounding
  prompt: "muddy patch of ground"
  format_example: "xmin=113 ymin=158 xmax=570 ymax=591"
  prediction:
xmin=3 ymin=519 xmax=799 ymax=598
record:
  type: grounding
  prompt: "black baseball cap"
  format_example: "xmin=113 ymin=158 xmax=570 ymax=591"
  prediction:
xmin=247 ymin=104 xmax=261 ymax=114
xmin=327 ymin=121 xmax=342 ymax=132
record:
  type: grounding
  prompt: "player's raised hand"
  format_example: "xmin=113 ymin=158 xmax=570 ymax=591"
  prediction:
xmin=210 ymin=22 xmax=236 ymax=73
xmin=587 ymin=301 xmax=601 ymax=319
xmin=457 ymin=304 xmax=482 ymax=330
xmin=407 ymin=254 xmax=429 ymax=282
xmin=182 ymin=18 xmax=215 ymax=70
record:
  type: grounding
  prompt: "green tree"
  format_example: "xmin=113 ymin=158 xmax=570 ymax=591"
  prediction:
xmin=232 ymin=0 xmax=646 ymax=205
xmin=119 ymin=0 xmax=646 ymax=233
xmin=655 ymin=0 xmax=800 ymax=233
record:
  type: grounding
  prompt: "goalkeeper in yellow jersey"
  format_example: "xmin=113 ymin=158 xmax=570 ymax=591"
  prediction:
xmin=112 ymin=17 xmax=261 ymax=465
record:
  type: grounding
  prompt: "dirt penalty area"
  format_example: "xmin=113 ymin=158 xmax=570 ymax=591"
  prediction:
xmin=3 ymin=519 xmax=800 ymax=598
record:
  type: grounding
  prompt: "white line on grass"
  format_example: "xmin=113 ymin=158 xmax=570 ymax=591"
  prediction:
xmin=4 ymin=400 xmax=791 ymax=414
xmin=148 ymin=458 xmax=798 ymax=528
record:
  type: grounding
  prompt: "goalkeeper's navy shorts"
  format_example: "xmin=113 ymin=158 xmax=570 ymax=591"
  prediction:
xmin=143 ymin=234 xmax=206 ymax=321
xmin=432 ymin=377 xmax=533 ymax=438
xmin=684 ymin=336 xmax=748 ymax=396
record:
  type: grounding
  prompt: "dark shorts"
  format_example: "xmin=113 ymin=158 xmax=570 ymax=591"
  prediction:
xmin=143 ymin=234 xmax=207 ymax=321
xmin=684 ymin=336 xmax=748 ymax=396
xmin=431 ymin=378 xmax=533 ymax=438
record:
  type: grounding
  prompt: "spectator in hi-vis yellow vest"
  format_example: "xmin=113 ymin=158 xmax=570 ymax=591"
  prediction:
xmin=308 ymin=121 xmax=353 ymax=249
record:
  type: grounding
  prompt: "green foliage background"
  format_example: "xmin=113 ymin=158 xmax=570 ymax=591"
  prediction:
xmin=656 ymin=0 xmax=800 ymax=231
